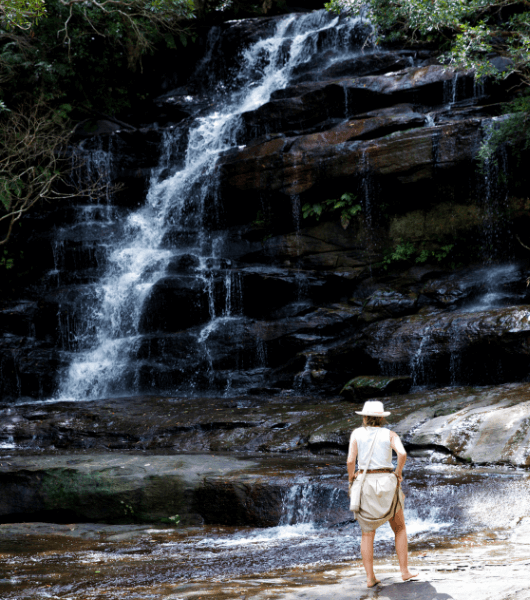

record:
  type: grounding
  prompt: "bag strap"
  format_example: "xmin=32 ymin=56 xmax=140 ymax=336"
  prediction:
xmin=356 ymin=428 xmax=382 ymax=498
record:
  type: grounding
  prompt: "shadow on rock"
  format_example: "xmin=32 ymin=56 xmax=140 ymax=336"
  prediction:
xmin=373 ymin=581 xmax=453 ymax=600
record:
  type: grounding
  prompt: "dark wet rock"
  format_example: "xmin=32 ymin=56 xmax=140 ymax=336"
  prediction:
xmin=166 ymin=253 xmax=202 ymax=273
xmin=420 ymin=272 xmax=484 ymax=306
xmin=74 ymin=119 xmax=123 ymax=138
xmin=359 ymin=305 xmax=530 ymax=386
xmin=238 ymin=268 xmax=354 ymax=318
xmin=360 ymin=289 xmax=419 ymax=322
xmin=131 ymin=305 xmax=362 ymax=392
xmin=153 ymin=90 xmax=211 ymax=123
xmin=218 ymin=117 xmax=486 ymax=196
xmin=419 ymin=265 xmax=527 ymax=308
xmin=0 ymin=302 xmax=38 ymax=338
xmin=0 ymin=521 xmax=162 ymax=540
xmin=241 ymin=83 xmax=347 ymax=138
xmin=252 ymin=304 xmax=362 ymax=367
xmin=50 ymin=238 xmax=109 ymax=277
xmin=0 ymin=453 xmax=281 ymax=526
xmin=253 ymin=304 xmax=361 ymax=343
xmin=4 ymin=381 xmax=530 ymax=466
xmin=356 ymin=103 xmax=418 ymax=119
xmin=196 ymin=480 xmax=285 ymax=526
xmin=138 ymin=276 xmax=212 ymax=334
xmin=0 ymin=335 xmax=65 ymax=400
xmin=243 ymin=65 xmax=472 ymax=138
xmin=0 ymin=395 xmax=355 ymax=455
xmin=36 ymin=285 xmax=99 ymax=348
xmin=269 ymin=334 xmax=380 ymax=396
xmin=319 ymin=51 xmax=418 ymax=81
xmin=0 ymin=452 xmax=351 ymax=527
xmin=427 ymin=101 xmax=500 ymax=125
xmin=260 ymin=220 xmax=382 ymax=267
xmin=79 ymin=128 xmax=164 ymax=172
xmin=289 ymin=50 xmax=419 ymax=85
xmin=340 ymin=375 xmax=412 ymax=400
xmin=388 ymin=202 xmax=484 ymax=245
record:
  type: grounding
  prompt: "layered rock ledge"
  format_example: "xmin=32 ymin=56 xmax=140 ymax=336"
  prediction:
xmin=4 ymin=382 xmax=530 ymax=466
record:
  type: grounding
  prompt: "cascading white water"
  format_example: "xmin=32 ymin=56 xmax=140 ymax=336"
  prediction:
xmin=58 ymin=10 xmax=365 ymax=401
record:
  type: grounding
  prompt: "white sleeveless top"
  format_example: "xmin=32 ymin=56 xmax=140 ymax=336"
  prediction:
xmin=351 ymin=427 xmax=393 ymax=470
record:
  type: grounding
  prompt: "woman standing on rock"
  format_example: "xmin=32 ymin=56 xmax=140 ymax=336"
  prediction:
xmin=348 ymin=400 xmax=418 ymax=588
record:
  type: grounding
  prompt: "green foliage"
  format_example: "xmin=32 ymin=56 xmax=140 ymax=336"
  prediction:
xmin=327 ymin=0 xmax=530 ymax=176
xmin=416 ymin=244 xmax=455 ymax=264
xmin=120 ymin=500 xmax=135 ymax=516
xmin=302 ymin=192 xmax=361 ymax=229
xmin=252 ymin=210 xmax=271 ymax=227
xmin=383 ymin=241 xmax=416 ymax=265
xmin=0 ymin=249 xmax=15 ymax=270
xmin=477 ymin=91 xmax=530 ymax=168
xmin=382 ymin=241 xmax=455 ymax=269
xmin=0 ymin=0 xmax=47 ymax=31
xmin=0 ymin=0 xmax=197 ymax=116
xmin=325 ymin=1 xmax=530 ymax=86
xmin=160 ymin=514 xmax=181 ymax=526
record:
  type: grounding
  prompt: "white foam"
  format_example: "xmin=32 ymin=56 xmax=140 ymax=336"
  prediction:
xmin=56 ymin=11 xmax=366 ymax=401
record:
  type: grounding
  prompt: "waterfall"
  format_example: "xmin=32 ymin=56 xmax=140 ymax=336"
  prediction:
xmin=57 ymin=10 xmax=366 ymax=401
xmin=480 ymin=119 xmax=511 ymax=263
xmin=280 ymin=483 xmax=346 ymax=526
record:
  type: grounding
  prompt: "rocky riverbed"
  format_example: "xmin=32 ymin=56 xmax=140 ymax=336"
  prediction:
xmin=1 ymin=458 xmax=529 ymax=599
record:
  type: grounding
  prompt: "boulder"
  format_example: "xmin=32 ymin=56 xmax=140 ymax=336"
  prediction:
xmin=390 ymin=382 xmax=530 ymax=467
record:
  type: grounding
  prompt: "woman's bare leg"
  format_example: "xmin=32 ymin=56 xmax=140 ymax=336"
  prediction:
xmin=389 ymin=509 xmax=418 ymax=581
xmin=361 ymin=531 xmax=380 ymax=587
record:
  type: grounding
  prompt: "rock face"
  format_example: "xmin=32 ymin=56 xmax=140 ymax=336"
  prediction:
xmin=1 ymin=7 xmax=530 ymax=495
xmin=391 ymin=382 xmax=530 ymax=467
xmin=3 ymin=383 xmax=530 ymax=467
xmin=0 ymin=452 xmax=349 ymax=526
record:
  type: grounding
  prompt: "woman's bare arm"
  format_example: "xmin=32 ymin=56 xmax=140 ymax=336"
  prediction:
xmin=347 ymin=434 xmax=358 ymax=483
xmin=390 ymin=430 xmax=407 ymax=484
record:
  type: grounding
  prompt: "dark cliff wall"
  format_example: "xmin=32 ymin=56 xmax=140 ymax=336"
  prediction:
xmin=1 ymin=10 xmax=529 ymax=405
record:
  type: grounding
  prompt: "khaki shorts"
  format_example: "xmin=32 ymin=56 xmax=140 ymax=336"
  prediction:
xmin=351 ymin=472 xmax=405 ymax=533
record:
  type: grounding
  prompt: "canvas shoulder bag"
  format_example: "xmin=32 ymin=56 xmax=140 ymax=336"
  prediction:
xmin=349 ymin=428 xmax=381 ymax=513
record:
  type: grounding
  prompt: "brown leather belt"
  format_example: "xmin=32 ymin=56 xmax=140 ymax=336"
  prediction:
xmin=358 ymin=468 xmax=394 ymax=474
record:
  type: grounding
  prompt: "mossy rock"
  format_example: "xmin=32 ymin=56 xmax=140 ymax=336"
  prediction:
xmin=389 ymin=202 xmax=482 ymax=243
xmin=340 ymin=375 xmax=412 ymax=400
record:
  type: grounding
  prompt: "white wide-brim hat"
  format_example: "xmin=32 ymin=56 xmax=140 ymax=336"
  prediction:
xmin=355 ymin=400 xmax=390 ymax=417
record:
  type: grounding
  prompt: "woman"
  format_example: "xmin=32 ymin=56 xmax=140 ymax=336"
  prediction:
xmin=347 ymin=400 xmax=418 ymax=588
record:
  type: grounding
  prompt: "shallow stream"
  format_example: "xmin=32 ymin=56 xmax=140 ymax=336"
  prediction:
xmin=1 ymin=458 xmax=528 ymax=599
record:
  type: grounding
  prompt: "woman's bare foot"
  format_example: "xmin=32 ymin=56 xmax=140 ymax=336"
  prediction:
xmin=402 ymin=571 xmax=418 ymax=581
xmin=367 ymin=577 xmax=381 ymax=588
